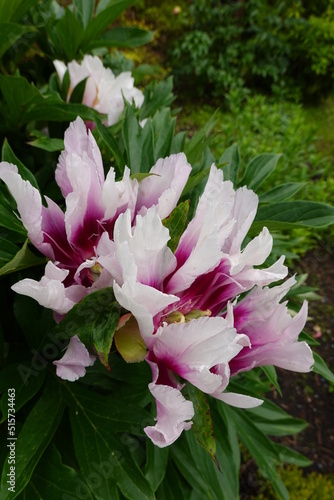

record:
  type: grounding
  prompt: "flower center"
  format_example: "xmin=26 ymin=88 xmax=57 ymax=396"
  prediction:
xmin=88 ymin=262 xmax=103 ymax=282
xmin=165 ymin=309 xmax=211 ymax=325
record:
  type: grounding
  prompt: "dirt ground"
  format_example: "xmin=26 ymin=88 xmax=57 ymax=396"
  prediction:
xmin=240 ymin=244 xmax=334 ymax=495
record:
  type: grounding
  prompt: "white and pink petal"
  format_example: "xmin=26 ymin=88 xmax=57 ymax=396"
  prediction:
xmin=53 ymin=335 xmax=96 ymax=382
xmin=136 ymin=153 xmax=191 ymax=220
xmin=113 ymin=280 xmax=179 ymax=342
xmin=150 ymin=317 xmax=249 ymax=394
xmin=0 ymin=162 xmax=54 ymax=259
xmin=11 ymin=262 xmax=86 ymax=316
xmin=144 ymin=383 xmax=194 ymax=448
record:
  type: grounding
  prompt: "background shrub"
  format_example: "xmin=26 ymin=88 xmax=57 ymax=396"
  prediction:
xmin=170 ymin=0 xmax=334 ymax=103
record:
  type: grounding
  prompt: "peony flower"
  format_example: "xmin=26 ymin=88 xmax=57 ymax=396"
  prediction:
xmin=109 ymin=166 xmax=312 ymax=446
xmin=54 ymin=55 xmax=144 ymax=126
xmin=1 ymin=117 xmax=313 ymax=447
xmin=0 ymin=117 xmax=191 ymax=380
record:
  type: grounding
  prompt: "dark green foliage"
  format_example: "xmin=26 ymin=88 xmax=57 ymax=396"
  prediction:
xmin=170 ymin=0 xmax=334 ymax=102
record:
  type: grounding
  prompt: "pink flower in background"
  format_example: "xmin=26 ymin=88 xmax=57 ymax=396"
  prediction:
xmin=54 ymin=55 xmax=144 ymax=125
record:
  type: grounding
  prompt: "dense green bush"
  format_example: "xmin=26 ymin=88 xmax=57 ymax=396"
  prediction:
xmin=170 ymin=0 xmax=334 ymax=102
xmin=256 ymin=465 xmax=334 ymax=499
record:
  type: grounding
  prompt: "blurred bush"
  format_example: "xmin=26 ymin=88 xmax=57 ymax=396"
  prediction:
xmin=169 ymin=0 xmax=334 ymax=103
xmin=255 ymin=465 xmax=334 ymax=499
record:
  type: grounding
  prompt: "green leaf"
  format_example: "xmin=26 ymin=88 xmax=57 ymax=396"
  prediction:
xmin=28 ymin=133 xmax=64 ymax=152
xmin=162 ymin=200 xmax=189 ymax=253
xmin=171 ymin=438 xmax=216 ymax=496
xmin=259 ymin=182 xmax=306 ymax=203
xmin=56 ymin=288 xmax=120 ymax=368
xmin=0 ymin=377 xmax=64 ymax=500
xmin=88 ymin=26 xmax=155 ymax=49
xmin=95 ymin=118 xmax=126 ymax=175
xmin=0 ymin=240 xmax=46 ymax=277
xmin=0 ymin=23 xmax=35 ymax=59
xmin=219 ymin=143 xmax=240 ymax=186
xmin=133 ymin=63 xmax=161 ymax=85
xmin=73 ymin=0 xmax=94 ymax=28
xmin=252 ymin=413 xmax=307 ymax=437
xmin=0 ymin=363 xmax=45 ymax=422
xmin=254 ymin=201 xmax=334 ymax=229
xmin=107 ymin=351 xmax=151 ymax=387
xmin=241 ymin=153 xmax=282 ymax=191
xmin=151 ymin=108 xmax=176 ymax=159
xmin=22 ymin=96 xmax=101 ymax=123
xmin=184 ymin=110 xmax=218 ymax=166
xmin=156 ymin=461 xmax=193 ymax=499
xmin=60 ymin=69 xmax=70 ymax=100
xmin=299 ymin=330 xmax=320 ymax=347
xmin=139 ymin=77 xmax=174 ymax=120
xmin=0 ymin=201 xmax=26 ymax=236
xmin=230 ymin=407 xmax=289 ymax=500
xmin=212 ymin=402 xmax=240 ymax=499
xmin=17 ymin=444 xmax=93 ymax=500
xmin=182 ymin=167 xmax=210 ymax=196
xmin=261 ymin=366 xmax=282 ymax=396
xmin=69 ymin=77 xmax=88 ymax=104
xmin=49 ymin=9 xmax=84 ymax=61
xmin=312 ymin=351 xmax=334 ymax=384
xmin=186 ymin=384 xmax=217 ymax=465
xmin=274 ymin=443 xmax=312 ymax=467
xmin=66 ymin=384 xmax=155 ymax=500
xmin=0 ymin=74 xmax=43 ymax=127
xmin=13 ymin=295 xmax=55 ymax=351
xmin=0 ymin=237 xmax=19 ymax=266
xmin=82 ymin=0 xmax=134 ymax=49
xmin=2 ymin=139 xmax=39 ymax=190
xmin=144 ymin=440 xmax=169 ymax=492
xmin=122 ymin=106 xmax=154 ymax=173
xmin=0 ymin=0 xmax=38 ymax=22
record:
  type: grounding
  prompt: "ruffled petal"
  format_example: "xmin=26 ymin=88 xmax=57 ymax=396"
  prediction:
xmin=53 ymin=335 xmax=96 ymax=382
xmin=151 ymin=317 xmax=249 ymax=394
xmin=228 ymin=227 xmax=273 ymax=275
xmin=63 ymin=152 xmax=104 ymax=255
xmin=167 ymin=165 xmax=235 ymax=294
xmin=114 ymin=208 xmax=177 ymax=288
xmin=102 ymin=167 xmax=138 ymax=222
xmin=136 ymin=153 xmax=192 ymax=220
xmin=230 ymin=280 xmax=313 ymax=374
xmin=56 ymin=117 xmax=104 ymax=198
xmin=0 ymin=162 xmax=54 ymax=259
xmin=223 ymin=186 xmax=259 ymax=255
xmin=11 ymin=262 xmax=86 ymax=316
xmin=113 ymin=280 xmax=179 ymax=342
xmin=144 ymin=383 xmax=194 ymax=448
